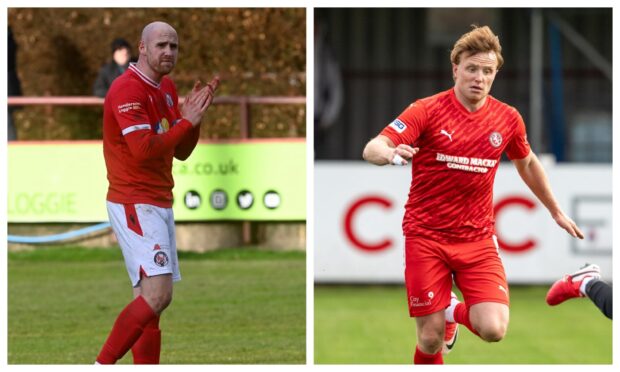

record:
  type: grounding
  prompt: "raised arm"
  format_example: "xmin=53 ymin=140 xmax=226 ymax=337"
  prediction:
xmin=111 ymin=78 xmax=214 ymax=162
xmin=512 ymin=151 xmax=584 ymax=239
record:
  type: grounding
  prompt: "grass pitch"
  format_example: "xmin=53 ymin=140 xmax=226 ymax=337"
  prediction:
xmin=315 ymin=285 xmax=612 ymax=364
xmin=8 ymin=246 xmax=305 ymax=364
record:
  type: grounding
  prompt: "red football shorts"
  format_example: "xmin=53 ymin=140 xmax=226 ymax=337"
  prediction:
xmin=404 ymin=235 xmax=509 ymax=317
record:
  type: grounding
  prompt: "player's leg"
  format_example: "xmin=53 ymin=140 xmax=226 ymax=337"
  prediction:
xmin=414 ymin=311 xmax=445 ymax=364
xmin=137 ymin=274 xmax=174 ymax=314
xmin=95 ymin=292 xmax=158 ymax=364
xmin=546 ymin=263 xmax=611 ymax=319
xmin=442 ymin=291 xmax=459 ymax=354
xmin=131 ymin=206 xmax=180 ymax=364
xmin=546 ymin=263 xmax=601 ymax=306
xmin=404 ymin=236 xmax=453 ymax=364
xmin=96 ymin=203 xmax=173 ymax=364
xmin=585 ymin=279 xmax=612 ymax=320
xmin=468 ymin=302 xmax=509 ymax=341
xmin=449 ymin=299 xmax=509 ymax=343
xmin=130 ymin=275 xmax=171 ymax=364
xmin=451 ymin=237 xmax=510 ymax=342
xmin=130 ymin=286 xmax=160 ymax=364
xmin=131 ymin=207 xmax=180 ymax=363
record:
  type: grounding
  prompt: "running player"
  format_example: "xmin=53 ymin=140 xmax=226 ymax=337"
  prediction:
xmin=97 ymin=21 xmax=219 ymax=364
xmin=362 ymin=25 xmax=584 ymax=364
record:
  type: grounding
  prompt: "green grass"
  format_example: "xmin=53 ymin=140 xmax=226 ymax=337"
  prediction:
xmin=315 ymin=285 xmax=612 ymax=364
xmin=8 ymin=246 xmax=305 ymax=364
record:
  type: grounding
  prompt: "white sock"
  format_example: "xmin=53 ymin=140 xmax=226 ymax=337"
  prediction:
xmin=580 ymin=276 xmax=595 ymax=297
xmin=445 ymin=296 xmax=459 ymax=323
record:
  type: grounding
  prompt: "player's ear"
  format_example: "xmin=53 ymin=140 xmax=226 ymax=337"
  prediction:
xmin=452 ymin=63 xmax=458 ymax=81
xmin=138 ymin=40 xmax=146 ymax=55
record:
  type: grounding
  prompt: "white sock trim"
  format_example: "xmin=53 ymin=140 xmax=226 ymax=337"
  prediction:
xmin=445 ymin=297 xmax=459 ymax=323
xmin=580 ymin=276 xmax=595 ymax=297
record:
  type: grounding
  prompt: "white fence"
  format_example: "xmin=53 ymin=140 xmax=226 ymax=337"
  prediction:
xmin=314 ymin=161 xmax=612 ymax=284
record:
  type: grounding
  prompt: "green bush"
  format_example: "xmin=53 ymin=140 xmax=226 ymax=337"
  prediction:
xmin=9 ymin=8 xmax=306 ymax=139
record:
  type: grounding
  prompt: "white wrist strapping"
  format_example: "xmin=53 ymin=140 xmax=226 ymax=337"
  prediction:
xmin=391 ymin=154 xmax=405 ymax=166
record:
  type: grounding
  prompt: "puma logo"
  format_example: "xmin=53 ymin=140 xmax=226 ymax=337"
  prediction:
xmin=440 ymin=129 xmax=455 ymax=141
xmin=499 ymin=285 xmax=508 ymax=296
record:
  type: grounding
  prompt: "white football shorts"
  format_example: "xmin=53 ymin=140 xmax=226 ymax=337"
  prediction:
xmin=106 ymin=201 xmax=181 ymax=287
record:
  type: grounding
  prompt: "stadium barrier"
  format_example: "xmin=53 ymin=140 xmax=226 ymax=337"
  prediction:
xmin=314 ymin=161 xmax=612 ymax=284
xmin=9 ymin=141 xmax=306 ymax=222
xmin=8 ymin=96 xmax=306 ymax=250
xmin=8 ymin=95 xmax=306 ymax=138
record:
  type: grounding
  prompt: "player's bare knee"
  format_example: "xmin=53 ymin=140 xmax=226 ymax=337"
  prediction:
xmin=417 ymin=330 xmax=444 ymax=353
xmin=143 ymin=292 xmax=172 ymax=314
xmin=153 ymin=296 xmax=170 ymax=314
xmin=161 ymin=291 xmax=173 ymax=309
xmin=478 ymin=323 xmax=507 ymax=342
xmin=158 ymin=291 xmax=173 ymax=311
xmin=418 ymin=336 xmax=443 ymax=354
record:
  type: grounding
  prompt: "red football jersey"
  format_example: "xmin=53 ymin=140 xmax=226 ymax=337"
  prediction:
xmin=381 ymin=88 xmax=531 ymax=243
xmin=103 ymin=63 xmax=200 ymax=208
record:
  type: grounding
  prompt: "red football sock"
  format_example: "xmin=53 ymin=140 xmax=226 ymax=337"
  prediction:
xmin=131 ymin=316 xmax=161 ymax=364
xmin=414 ymin=345 xmax=443 ymax=364
xmin=453 ymin=302 xmax=480 ymax=337
xmin=96 ymin=295 xmax=157 ymax=364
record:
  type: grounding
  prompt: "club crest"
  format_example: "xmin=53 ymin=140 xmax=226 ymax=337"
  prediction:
xmin=154 ymin=251 xmax=169 ymax=267
xmin=489 ymin=132 xmax=502 ymax=148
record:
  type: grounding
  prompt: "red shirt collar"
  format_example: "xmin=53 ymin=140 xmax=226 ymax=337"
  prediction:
xmin=128 ymin=63 xmax=160 ymax=89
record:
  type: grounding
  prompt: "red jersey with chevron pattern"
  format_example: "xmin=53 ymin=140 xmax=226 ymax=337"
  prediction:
xmin=381 ymin=88 xmax=531 ymax=243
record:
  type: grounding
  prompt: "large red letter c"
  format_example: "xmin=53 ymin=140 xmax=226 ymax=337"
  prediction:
xmin=494 ymin=196 xmax=537 ymax=253
xmin=343 ymin=196 xmax=393 ymax=252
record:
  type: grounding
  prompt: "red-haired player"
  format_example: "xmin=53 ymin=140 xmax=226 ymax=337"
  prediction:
xmin=363 ymin=25 xmax=584 ymax=364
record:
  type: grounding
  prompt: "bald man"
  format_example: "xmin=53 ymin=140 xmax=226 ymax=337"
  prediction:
xmin=97 ymin=21 xmax=219 ymax=364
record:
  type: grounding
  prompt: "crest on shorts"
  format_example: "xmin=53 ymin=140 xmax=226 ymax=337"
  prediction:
xmin=489 ymin=131 xmax=503 ymax=148
xmin=154 ymin=251 xmax=169 ymax=267
xmin=165 ymin=93 xmax=174 ymax=107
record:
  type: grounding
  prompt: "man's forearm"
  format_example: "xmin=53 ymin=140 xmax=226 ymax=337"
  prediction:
xmin=174 ymin=125 xmax=200 ymax=160
xmin=363 ymin=138 xmax=392 ymax=165
xmin=518 ymin=156 xmax=561 ymax=216
xmin=125 ymin=119 xmax=193 ymax=161
xmin=514 ymin=152 xmax=584 ymax=239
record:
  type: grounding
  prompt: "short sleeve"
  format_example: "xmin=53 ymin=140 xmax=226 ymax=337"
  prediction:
xmin=505 ymin=111 xmax=531 ymax=160
xmin=107 ymin=82 xmax=152 ymax=136
xmin=380 ymin=101 xmax=427 ymax=146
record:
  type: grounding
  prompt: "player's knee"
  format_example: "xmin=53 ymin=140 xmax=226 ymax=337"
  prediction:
xmin=477 ymin=322 xmax=507 ymax=342
xmin=160 ymin=291 xmax=173 ymax=310
xmin=417 ymin=330 xmax=444 ymax=353
xmin=158 ymin=291 xmax=173 ymax=312
xmin=144 ymin=292 xmax=173 ymax=314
